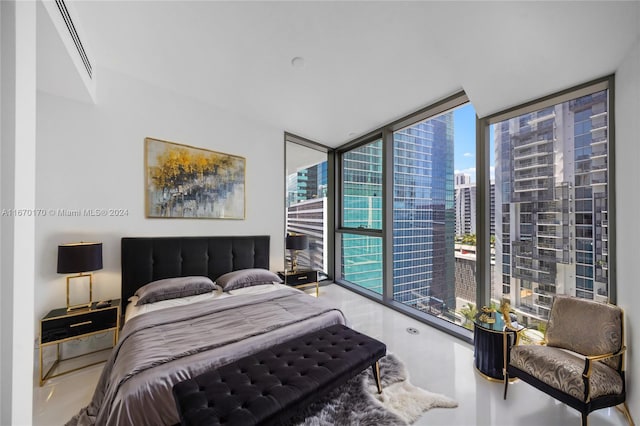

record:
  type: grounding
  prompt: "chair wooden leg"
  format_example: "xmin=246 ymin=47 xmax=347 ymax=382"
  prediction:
xmin=616 ymin=402 xmax=635 ymax=426
xmin=371 ymin=361 xmax=382 ymax=394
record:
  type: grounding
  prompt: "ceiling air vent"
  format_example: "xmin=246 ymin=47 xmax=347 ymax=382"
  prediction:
xmin=54 ymin=0 xmax=92 ymax=79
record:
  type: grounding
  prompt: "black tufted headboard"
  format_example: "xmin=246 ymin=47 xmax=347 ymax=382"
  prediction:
xmin=121 ymin=235 xmax=270 ymax=308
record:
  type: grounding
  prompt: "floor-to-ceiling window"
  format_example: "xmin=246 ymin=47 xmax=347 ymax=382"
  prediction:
xmin=391 ymin=104 xmax=476 ymax=327
xmin=486 ymin=77 xmax=614 ymax=337
xmin=333 ymin=78 xmax=614 ymax=342
xmin=339 ymin=138 xmax=383 ymax=294
xmin=336 ymin=94 xmax=479 ymax=337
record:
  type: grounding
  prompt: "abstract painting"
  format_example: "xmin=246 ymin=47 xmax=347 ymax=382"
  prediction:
xmin=145 ymin=138 xmax=245 ymax=219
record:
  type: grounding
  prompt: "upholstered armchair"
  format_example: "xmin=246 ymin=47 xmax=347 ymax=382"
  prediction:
xmin=503 ymin=295 xmax=634 ymax=426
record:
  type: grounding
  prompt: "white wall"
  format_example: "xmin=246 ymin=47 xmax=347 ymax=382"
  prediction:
xmin=615 ymin=37 xmax=640 ymax=415
xmin=2 ymin=1 xmax=37 ymax=425
xmin=35 ymin=67 xmax=286 ymax=328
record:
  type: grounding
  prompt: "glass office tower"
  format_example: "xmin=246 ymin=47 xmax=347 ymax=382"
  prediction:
xmin=341 ymin=140 xmax=384 ymax=294
xmin=392 ymin=113 xmax=455 ymax=316
xmin=341 ymin=112 xmax=459 ymax=320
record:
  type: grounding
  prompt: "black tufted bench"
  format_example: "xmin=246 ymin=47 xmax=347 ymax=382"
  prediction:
xmin=172 ymin=324 xmax=386 ymax=426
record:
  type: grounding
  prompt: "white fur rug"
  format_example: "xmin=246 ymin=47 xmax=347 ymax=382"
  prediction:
xmin=371 ymin=376 xmax=459 ymax=424
xmin=291 ymin=353 xmax=458 ymax=425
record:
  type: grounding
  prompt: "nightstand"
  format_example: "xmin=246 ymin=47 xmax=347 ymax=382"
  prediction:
xmin=39 ymin=299 xmax=120 ymax=386
xmin=278 ymin=270 xmax=320 ymax=297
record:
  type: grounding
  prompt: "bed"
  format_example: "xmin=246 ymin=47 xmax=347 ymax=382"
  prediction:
xmin=67 ymin=235 xmax=347 ymax=426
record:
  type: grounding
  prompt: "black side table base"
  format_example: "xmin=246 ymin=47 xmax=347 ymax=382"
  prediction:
xmin=473 ymin=319 xmax=517 ymax=383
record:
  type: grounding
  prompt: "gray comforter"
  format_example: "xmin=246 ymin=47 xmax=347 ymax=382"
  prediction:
xmin=67 ymin=287 xmax=347 ymax=426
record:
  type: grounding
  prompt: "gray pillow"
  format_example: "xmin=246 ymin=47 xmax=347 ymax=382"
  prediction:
xmin=135 ymin=276 xmax=215 ymax=306
xmin=216 ymin=268 xmax=282 ymax=291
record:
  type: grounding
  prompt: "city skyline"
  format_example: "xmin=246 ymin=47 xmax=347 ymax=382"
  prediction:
xmin=286 ymin=88 xmax=611 ymax=330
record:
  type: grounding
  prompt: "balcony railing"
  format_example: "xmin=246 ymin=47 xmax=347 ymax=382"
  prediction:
xmin=536 ymin=241 xmax=564 ymax=250
xmin=535 ymin=298 xmax=552 ymax=308
xmin=534 ymin=249 xmax=567 ymax=263
xmin=537 ymin=216 xmax=562 ymax=225
xmin=536 ymin=273 xmax=558 ymax=285
xmin=512 ymin=269 xmax=535 ymax=280
xmin=513 ymin=145 xmax=554 ymax=160
xmin=537 ymin=231 xmax=562 ymax=238
xmin=511 ymin=190 xmax=555 ymax=203
xmin=537 ymin=264 xmax=555 ymax=274
xmin=536 ymin=284 xmax=557 ymax=295
xmin=514 ymin=167 xmax=554 ymax=182
xmin=514 ymin=180 xmax=552 ymax=192
xmin=513 ymin=136 xmax=553 ymax=149
xmin=514 ymin=157 xmax=552 ymax=171
xmin=512 ymin=269 xmax=557 ymax=285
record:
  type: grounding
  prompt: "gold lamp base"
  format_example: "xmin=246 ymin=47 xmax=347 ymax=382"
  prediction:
xmin=291 ymin=250 xmax=298 ymax=273
xmin=66 ymin=272 xmax=93 ymax=312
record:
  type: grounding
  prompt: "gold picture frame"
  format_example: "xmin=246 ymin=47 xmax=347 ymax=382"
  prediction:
xmin=145 ymin=137 xmax=246 ymax=219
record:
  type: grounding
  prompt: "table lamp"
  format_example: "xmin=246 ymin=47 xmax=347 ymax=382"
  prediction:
xmin=286 ymin=234 xmax=308 ymax=273
xmin=57 ymin=242 xmax=103 ymax=311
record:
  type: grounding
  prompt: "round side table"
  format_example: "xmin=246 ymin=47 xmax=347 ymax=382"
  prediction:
xmin=473 ymin=314 xmax=518 ymax=382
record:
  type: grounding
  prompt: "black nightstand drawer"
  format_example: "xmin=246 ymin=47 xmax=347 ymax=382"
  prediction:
xmin=278 ymin=270 xmax=318 ymax=286
xmin=41 ymin=308 xmax=118 ymax=344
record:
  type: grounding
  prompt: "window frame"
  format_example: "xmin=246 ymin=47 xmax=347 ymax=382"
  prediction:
xmin=284 ymin=132 xmax=335 ymax=280
xmin=335 ymin=133 xmax=385 ymax=299
xmin=478 ymin=75 xmax=616 ymax=309
xmin=335 ymin=92 xmax=475 ymax=341
xmin=331 ymin=75 xmax=615 ymax=344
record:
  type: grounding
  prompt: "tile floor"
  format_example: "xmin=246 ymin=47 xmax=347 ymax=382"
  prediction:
xmin=33 ymin=284 xmax=631 ymax=426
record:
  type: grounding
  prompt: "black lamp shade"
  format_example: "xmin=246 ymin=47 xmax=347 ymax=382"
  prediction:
xmin=57 ymin=242 xmax=103 ymax=273
xmin=286 ymin=234 xmax=308 ymax=251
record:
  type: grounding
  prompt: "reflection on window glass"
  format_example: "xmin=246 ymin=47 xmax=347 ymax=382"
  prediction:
xmin=286 ymin=142 xmax=328 ymax=273
xmin=342 ymin=139 xmax=383 ymax=230
xmin=340 ymin=139 xmax=383 ymax=294
xmin=341 ymin=233 xmax=383 ymax=294
xmin=392 ymin=103 xmax=477 ymax=329
xmin=493 ymin=89 xmax=609 ymax=338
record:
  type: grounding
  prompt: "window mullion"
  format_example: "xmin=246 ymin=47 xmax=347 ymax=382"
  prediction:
xmin=477 ymin=118 xmax=491 ymax=309
xmin=382 ymin=127 xmax=394 ymax=303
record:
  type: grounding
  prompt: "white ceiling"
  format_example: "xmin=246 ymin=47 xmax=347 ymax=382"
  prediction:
xmin=66 ymin=1 xmax=639 ymax=147
xmin=37 ymin=1 xmax=94 ymax=104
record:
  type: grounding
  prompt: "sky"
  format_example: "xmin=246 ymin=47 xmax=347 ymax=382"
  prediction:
xmin=453 ymin=103 xmax=495 ymax=183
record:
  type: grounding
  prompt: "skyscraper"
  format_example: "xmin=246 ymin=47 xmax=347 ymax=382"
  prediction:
xmin=494 ymin=90 xmax=609 ymax=321
xmin=454 ymin=174 xmax=496 ymax=237
xmin=341 ymin=140 xmax=384 ymax=293
xmin=340 ymin=114 xmax=457 ymax=316
xmin=391 ymin=113 xmax=455 ymax=314
xmin=456 ymin=173 xmax=472 ymax=186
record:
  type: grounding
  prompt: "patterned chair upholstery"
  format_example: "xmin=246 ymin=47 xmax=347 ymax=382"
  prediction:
xmin=503 ymin=295 xmax=634 ymax=426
